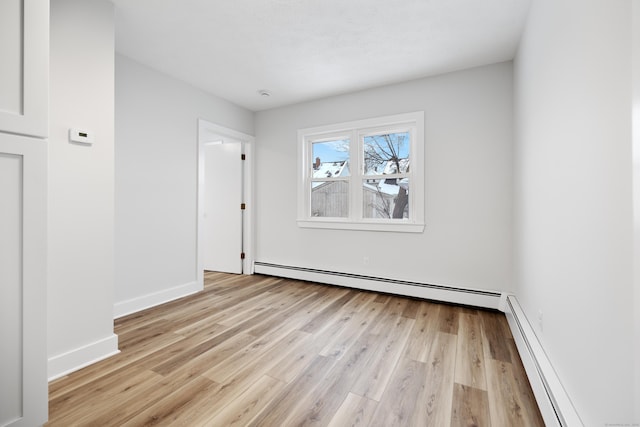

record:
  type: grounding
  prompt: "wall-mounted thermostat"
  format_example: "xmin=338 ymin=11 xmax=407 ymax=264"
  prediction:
xmin=69 ymin=128 xmax=94 ymax=144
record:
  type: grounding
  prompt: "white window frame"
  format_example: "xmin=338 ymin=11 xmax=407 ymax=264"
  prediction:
xmin=297 ymin=111 xmax=425 ymax=233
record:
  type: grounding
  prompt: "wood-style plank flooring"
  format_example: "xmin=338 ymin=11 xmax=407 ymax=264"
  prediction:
xmin=46 ymin=272 xmax=544 ymax=426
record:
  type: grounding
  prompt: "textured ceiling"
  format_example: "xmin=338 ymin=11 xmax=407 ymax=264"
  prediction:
xmin=112 ymin=0 xmax=531 ymax=111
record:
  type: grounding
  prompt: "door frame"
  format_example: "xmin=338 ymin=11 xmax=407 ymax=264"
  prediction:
xmin=196 ymin=118 xmax=255 ymax=286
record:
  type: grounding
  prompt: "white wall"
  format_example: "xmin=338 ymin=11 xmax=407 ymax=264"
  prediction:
xmin=514 ymin=0 xmax=636 ymax=424
xmin=115 ymin=55 xmax=254 ymax=314
xmin=49 ymin=0 xmax=118 ymax=378
xmin=254 ymin=62 xmax=513 ymax=292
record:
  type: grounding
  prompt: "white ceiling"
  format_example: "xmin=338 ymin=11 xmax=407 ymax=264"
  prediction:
xmin=112 ymin=0 xmax=531 ymax=112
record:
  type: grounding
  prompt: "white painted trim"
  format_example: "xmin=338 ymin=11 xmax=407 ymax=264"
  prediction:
xmin=297 ymin=219 xmax=425 ymax=233
xmin=504 ymin=295 xmax=584 ymax=427
xmin=113 ymin=280 xmax=201 ymax=319
xmin=243 ymin=141 xmax=255 ymax=274
xmin=253 ymin=262 xmax=503 ymax=310
xmin=197 ymin=119 xmax=255 ymax=278
xmin=48 ymin=334 xmax=119 ymax=381
xmin=498 ymin=291 xmax=509 ymax=312
xmin=297 ymin=111 xmax=425 ymax=231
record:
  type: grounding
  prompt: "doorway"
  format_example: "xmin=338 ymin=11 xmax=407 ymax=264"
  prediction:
xmin=203 ymin=140 xmax=242 ymax=273
xmin=197 ymin=119 xmax=254 ymax=284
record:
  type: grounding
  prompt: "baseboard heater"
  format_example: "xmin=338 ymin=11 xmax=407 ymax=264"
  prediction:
xmin=253 ymin=261 xmax=504 ymax=310
xmin=504 ymin=295 xmax=583 ymax=427
xmin=254 ymin=261 xmax=583 ymax=426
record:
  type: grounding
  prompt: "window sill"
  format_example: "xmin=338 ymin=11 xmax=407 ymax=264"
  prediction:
xmin=297 ymin=219 xmax=425 ymax=233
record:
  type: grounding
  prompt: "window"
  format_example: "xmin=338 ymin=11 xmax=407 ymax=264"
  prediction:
xmin=298 ymin=112 xmax=425 ymax=232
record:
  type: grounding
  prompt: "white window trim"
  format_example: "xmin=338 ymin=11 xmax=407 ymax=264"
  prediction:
xmin=297 ymin=111 xmax=425 ymax=233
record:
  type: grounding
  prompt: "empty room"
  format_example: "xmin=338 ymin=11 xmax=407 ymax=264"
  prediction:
xmin=1 ymin=0 xmax=639 ymax=426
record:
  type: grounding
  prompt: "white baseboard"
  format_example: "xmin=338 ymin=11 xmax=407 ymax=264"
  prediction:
xmin=504 ymin=295 xmax=583 ymax=427
xmin=253 ymin=262 xmax=504 ymax=310
xmin=113 ymin=280 xmax=202 ymax=319
xmin=48 ymin=333 xmax=119 ymax=381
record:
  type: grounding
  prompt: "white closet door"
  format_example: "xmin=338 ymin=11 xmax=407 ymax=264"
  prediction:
xmin=0 ymin=0 xmax=49 ymax=425
xmin=203 ymin=142 xmax=243 ymax=274
xmin=0 ymin=135 xmax=47 ymax=426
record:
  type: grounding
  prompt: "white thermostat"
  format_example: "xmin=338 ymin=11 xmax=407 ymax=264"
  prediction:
xmin=69 ymin=128 xmax=94 ymax=144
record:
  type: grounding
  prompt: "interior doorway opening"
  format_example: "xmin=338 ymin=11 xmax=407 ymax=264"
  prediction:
xmin=197 ymin=119 xmax=254 ymax=285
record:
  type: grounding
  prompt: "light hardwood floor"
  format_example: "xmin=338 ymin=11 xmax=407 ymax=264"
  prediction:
xmin=47 ymin=272 xmax=544 ymax=426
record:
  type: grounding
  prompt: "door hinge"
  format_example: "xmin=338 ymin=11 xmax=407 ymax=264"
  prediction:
xmin=241 ymin=154 xmax=246 ymax=160
xmin=240 ymin=252 xmax=245 ymax=259
xmin=240 ymin=203 xmax=246 ymax=210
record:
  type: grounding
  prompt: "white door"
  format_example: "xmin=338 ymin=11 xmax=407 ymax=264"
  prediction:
xmin=203 ymin=142 xmax=243 ymax=274
xmin=0 ymin=0 xmax=49 ymax=425
xmin=0 ymin=136 xmax=48 ymax=427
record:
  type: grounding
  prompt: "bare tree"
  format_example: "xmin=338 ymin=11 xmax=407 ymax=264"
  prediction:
xmin=364 ymin=133 xmax=409 ymax=219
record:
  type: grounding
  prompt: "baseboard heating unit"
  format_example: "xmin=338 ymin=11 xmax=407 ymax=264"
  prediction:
xmin=504 ymin=296 xmax=583 ymax=427
xmin=253 ymin=261 xmax=504 ymax=310
xmin=254 ymin=261 xmax=583 ymax=426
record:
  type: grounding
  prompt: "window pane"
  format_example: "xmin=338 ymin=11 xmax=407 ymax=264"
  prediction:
xmin=312 ymin=139 xmax=350 ymax=178
xmin=362 ymin=178 xmax=409 ymax=219
xmin=311 ymin=180 xmax=349 ymax=217
xmin=363 ymin=132 xmax=410 ymax=176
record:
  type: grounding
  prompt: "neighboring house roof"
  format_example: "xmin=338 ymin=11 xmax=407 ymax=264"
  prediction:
xmin=367 ymin=158 xmax=410 ymax=175
xmin=363 ymin=178 xmax=409 ymax=196
xmin=312 ymin=159 xmax=408 ymax=195
xmin=313 ymin=158 xmax=408 ymax=179
xmin=312 ymin=160 xmax=349 ymax=179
